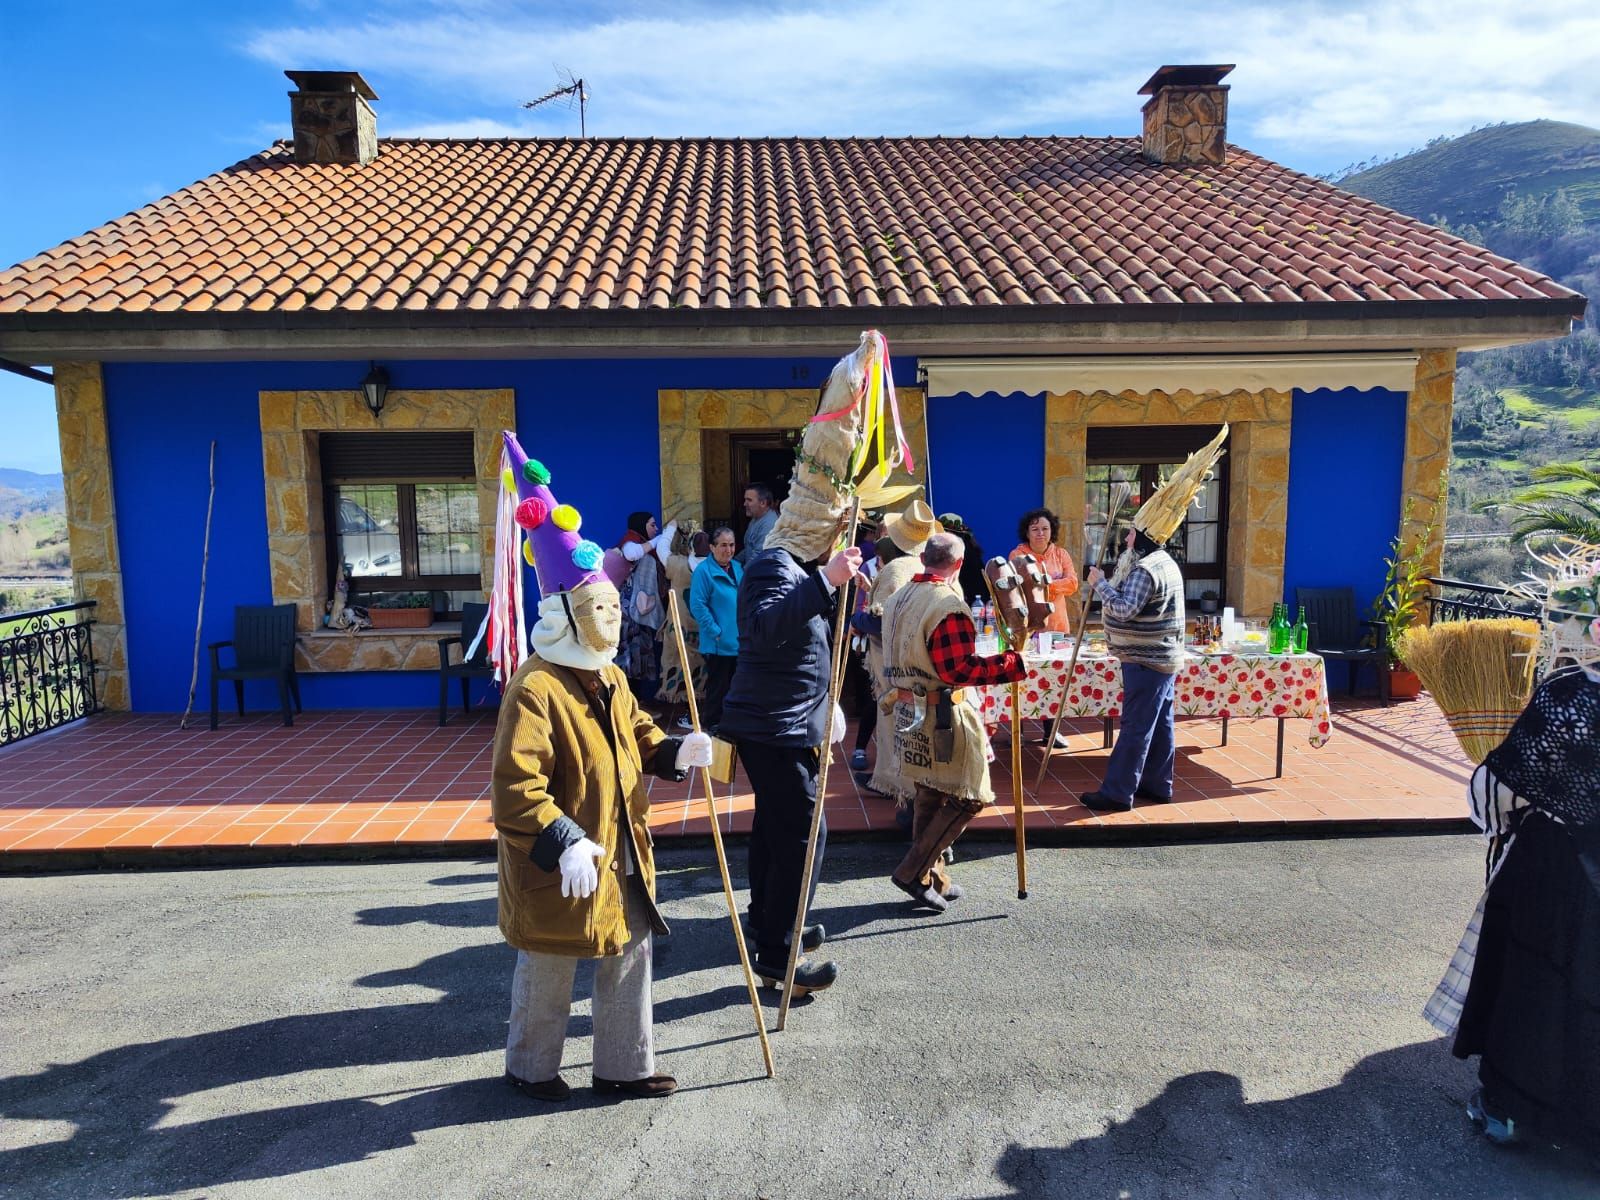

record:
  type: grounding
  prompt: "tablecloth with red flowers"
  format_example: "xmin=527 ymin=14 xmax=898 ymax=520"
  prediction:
xmin=974 ymin=651 xmax=1333 ymax=746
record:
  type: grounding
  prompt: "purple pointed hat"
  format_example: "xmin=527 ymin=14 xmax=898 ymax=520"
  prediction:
xmin=504 ymin=431 xmax=607 ymax=595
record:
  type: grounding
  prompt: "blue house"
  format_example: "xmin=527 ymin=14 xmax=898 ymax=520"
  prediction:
xmin=0 ymin=67 xmax=1584 ymax=713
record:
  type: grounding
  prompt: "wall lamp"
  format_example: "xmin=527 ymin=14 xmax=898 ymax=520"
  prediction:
xmin=361 ymin=362 xmax=391 ymax=420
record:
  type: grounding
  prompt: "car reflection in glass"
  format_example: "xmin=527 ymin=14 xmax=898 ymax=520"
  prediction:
xmin=338 ymin=496 xmax=403 ymax=576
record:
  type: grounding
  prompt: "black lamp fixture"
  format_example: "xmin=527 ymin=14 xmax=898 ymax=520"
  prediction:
xmin=360 ymin=362 xmax=390 ymax=420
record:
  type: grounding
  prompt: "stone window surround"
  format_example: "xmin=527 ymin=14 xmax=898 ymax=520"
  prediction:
xmin=258 ymin=387 xmax=513 ymax=674
xmin=656 ymin=386 xmax=929 ymax=528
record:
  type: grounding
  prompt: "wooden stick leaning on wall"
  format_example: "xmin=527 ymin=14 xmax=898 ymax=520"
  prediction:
xmin=664 ymin=588 xmax=776 ymax=1078
xmin=777 ymin=496 xmax=862 ymax=1032
xmin=179 ymin=440 xmax=218 ymax=730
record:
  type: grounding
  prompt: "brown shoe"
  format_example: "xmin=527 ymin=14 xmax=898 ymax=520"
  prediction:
xmin=593 ymin=1073 xmax=677 ymax=1098
xmin=504 ymin=1071 xmax=571 ymax=1102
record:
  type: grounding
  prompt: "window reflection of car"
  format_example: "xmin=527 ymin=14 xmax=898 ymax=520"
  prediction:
xmin=337 ymin=496 xmax=402 ymax=576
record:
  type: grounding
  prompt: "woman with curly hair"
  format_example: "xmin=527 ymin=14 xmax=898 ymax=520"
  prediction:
xmin=1009 ymin=507 xmax=1079 ymax=633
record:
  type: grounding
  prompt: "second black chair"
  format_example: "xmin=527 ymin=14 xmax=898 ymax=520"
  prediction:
xmin=1295 ymin=586 xmax=1391 ymax=705
xmin=439 ymin=601 xmax=494 ymax=725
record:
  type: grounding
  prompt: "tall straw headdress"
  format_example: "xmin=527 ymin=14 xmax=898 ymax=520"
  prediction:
xmin=1132 ymin=425 xmax=1229 ymax=544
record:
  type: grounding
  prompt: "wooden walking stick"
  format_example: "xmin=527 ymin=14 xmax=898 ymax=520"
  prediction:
xmin=1032 ymin=482 xmax=1133 ymax=795
xmin=664 ymin=588 xmax=776 ymax=1078
xmin=777 ymin=497 xmax=862 ymax=1031
xmin=179 ymin=440 xmax=217 ymax=730
xmin=981 ymin=565 xmax=1030 ymax=899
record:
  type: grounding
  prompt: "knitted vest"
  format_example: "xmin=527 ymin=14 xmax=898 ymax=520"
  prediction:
xmin=1102 ymin=550 xmax=1186 ymax=674
xmin=881 ymin=580 xmax=993 ymax=804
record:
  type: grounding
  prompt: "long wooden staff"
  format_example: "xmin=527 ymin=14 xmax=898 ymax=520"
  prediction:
xmin=179 ymin=440 xmax=217 ymax=730
xmin=1033 ymin=484 xmax=1132 ymax=795
xmin=664 ymin=588 xmax=775 ymax=1078
xmin=981 ymin=571 xmax=1029 ymax=899
xmin=778 ymin=496 xmax=862 ymax=1031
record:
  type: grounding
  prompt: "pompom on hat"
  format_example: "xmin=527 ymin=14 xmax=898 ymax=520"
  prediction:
xmin=501 ymin=431 xmax=606 ymax=597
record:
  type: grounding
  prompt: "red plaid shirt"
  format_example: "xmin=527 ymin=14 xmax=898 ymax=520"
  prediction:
xmin=913 ymin=575 xmax=1028 ymax=687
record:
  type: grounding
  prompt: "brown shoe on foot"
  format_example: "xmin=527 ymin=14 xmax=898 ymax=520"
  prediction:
xmin=504 ymin=1071 xmax=571 ymax=1102
xmin=593 ymin=1073 xmax=677 ymax=1098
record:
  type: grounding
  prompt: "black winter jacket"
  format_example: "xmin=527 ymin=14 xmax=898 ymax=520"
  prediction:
xmin=717 ymin=547 xmax=837 ymax=747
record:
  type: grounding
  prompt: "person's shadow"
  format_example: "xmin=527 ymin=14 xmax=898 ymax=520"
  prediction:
xmin=0 ymin=860 xmax=875 ymax=1196
xmin=980 ymin=1041 xmax=1598 ymax=1199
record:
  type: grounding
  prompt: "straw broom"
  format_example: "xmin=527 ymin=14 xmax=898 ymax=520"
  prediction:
xmin=1396 ymin=618 xmax=1541 ymax=764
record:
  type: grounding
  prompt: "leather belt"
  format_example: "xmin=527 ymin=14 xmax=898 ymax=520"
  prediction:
xmin=894 ymin=686 xmax=965 ymax=705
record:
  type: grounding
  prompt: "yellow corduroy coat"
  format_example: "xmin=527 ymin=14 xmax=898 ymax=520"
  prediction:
xmin=491 ymin=656 xmax=672 ymax=957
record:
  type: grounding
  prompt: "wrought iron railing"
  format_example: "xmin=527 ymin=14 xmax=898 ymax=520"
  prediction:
xmin=0 ymin=601 xmax=101 ymax=747
xmin=1423 ymin=577 xmax=1540 ymax=625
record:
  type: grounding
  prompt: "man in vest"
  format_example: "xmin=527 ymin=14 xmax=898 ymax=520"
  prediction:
xmin=881 ymin=532 xmax=1028 ymax=910
xmin=1080 ymin=426 xmax=1228 ymax=813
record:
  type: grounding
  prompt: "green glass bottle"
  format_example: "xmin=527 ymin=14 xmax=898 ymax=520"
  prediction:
xmin=1269 ymin=604 xmax=1288 ymax=654
xmin=1292 ymin=605 xmax=1309 ymax=654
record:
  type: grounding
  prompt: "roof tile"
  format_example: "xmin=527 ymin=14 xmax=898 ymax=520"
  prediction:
xmin=0 ymin=136 xmax=1581 ymax=318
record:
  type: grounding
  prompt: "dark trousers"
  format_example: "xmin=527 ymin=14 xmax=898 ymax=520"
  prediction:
xmin=702 ymin=654 xmax=737 ymax=728
xmin=1099 ymin=662 xmax=1177 ymax=802
xmin=738 ymin=740 xmax=826 ymax=966
xmin=849 ymin=649 xmax=876 ymax=751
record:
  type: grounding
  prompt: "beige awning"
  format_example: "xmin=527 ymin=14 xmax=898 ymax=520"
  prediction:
xmin=919 ymin=352 xmax=1421 ymax=399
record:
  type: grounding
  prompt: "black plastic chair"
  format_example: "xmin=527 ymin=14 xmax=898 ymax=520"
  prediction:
xmin=209 ymin=604 xmax=302 ymax=729
xmin=1295 ymin=587 xmax=1391 ymax=705
xmin=439 ymin=602 xmax=494 ymax=725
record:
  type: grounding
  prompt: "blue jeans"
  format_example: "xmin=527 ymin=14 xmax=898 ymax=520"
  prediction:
xmin=1099 ymin=663 xmax=1176 ymax=802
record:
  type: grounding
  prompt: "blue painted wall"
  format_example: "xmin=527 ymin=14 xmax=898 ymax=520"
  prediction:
xmin=104 ymin=355 xmax=917 ymax=712
xmin=1283 ymin=386 xmax=1408 ymax=687
xmin=924 ymin=391 xmax=1047 ymax=564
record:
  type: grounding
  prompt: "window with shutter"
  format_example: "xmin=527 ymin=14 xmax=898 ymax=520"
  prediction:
xmin=321 ymin=430 xmax=481 ymax=614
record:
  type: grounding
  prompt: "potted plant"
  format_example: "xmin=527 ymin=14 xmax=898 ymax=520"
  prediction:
xmin=364 ymin=591 xmax=435 ymax=630
xmin=1371 ymin=496 xmax=1438 ymax=701
xmin=1199 ymin=589 xmax=1219 ymax=614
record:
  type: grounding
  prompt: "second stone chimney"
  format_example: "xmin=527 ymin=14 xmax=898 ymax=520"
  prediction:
xmin=1139 ymin=64 xmax=1233 ymax=166
xmin=286 ymin=70 xmax=379 ymax=165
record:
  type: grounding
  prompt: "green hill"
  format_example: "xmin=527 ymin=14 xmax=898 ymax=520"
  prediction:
xmin=1339 ymin=119 xmax=1600 ymax=226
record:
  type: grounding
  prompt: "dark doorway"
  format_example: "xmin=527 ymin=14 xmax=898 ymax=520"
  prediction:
xmin=702 ymin=429 xmax=799 ymax=540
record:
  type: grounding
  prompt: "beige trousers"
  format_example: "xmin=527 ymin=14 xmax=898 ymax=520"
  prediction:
xmin=505 ymin=895 xmax=654 ymax=1082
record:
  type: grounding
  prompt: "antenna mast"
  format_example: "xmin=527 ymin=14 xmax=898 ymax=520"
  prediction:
xmin=522 ymin=71 xmax=587 ymax=136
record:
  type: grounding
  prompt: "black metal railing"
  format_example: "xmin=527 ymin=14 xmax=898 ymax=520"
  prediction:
xmin=0 ymin=601 xmax=101 ymax=747
xmin=1424 ymin=577 xmax=1540 ymax=625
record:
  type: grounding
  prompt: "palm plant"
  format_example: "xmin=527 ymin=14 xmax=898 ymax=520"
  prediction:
xmin=1502 ymin=462 xmax=1600 ymax=546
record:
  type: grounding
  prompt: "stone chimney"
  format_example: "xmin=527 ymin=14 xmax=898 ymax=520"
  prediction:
xmin=286 ymin=70 xmax=379 ymax=165
xmin=1139 ymin=64 xmax=1233 ymax=166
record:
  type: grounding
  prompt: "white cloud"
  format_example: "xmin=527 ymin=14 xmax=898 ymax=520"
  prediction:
xmin=242 ymin=0 xmax=1600 ymax=167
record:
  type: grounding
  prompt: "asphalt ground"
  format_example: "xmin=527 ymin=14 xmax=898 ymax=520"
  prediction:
xmin=1 ymin=836 xmax=1595 ymax=1199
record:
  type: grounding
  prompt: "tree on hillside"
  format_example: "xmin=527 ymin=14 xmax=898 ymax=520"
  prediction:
xmin=1499 ymin=461 xmax=1600 ymax=546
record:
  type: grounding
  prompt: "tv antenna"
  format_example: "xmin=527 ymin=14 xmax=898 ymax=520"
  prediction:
xmin=522 ymin=70 xmax=588 ymax=137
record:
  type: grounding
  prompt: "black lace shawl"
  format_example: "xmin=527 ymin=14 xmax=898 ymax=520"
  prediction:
xmin=1482 ymin=670 xmax=1600 ymax=831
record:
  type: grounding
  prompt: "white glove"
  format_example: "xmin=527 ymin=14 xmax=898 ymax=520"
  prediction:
xmin=648 ymin=521 xmax=678 ymax=558
xmin=831 ymin=702 xmax=847 ymax=744
xmin=558 ymin=837 xmax=606 ymax=899
xmin=676 ymin=731 xmax=714 ymax=770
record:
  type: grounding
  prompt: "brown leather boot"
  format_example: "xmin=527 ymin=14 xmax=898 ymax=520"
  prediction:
xmin=504 ymin=1071 xmax=571 ymax=1102
xmin=592 ymin=1073 xmax=678 ymax=1098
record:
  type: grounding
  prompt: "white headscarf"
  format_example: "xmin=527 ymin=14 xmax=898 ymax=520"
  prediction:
xmin=529 ymin=583 xmax=621 ymax=672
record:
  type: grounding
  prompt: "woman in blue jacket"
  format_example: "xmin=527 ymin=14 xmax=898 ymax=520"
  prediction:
xmin=689 ymin=526 xmax=743 ymax=729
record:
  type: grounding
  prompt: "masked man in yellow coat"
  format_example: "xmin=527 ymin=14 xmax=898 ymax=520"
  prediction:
xmin=491 ymin=451 xmax=712 ymax=1103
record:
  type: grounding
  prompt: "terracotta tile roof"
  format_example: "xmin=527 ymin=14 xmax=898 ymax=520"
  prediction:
xmin=0 ymin=137 xmax=1584 ymax=318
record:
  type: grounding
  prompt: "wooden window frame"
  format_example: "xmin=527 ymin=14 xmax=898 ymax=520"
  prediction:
xmin=321 ymin=431 xmax=480 ymax=612
xmin=1085 ymin=424 xmax=1230 ymax=603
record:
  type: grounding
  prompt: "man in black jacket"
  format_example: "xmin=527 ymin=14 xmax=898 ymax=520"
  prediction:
xmin=720 ymin=538 xmax=861 ymax=994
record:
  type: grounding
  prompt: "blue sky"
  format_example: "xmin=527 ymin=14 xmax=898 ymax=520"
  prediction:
xmin=2 ymin=0 xmax=1597 ymax=475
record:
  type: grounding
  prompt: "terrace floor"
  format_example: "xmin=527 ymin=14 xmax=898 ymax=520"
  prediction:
xmin=0 ymin=695 xmax=1475 ymax=863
